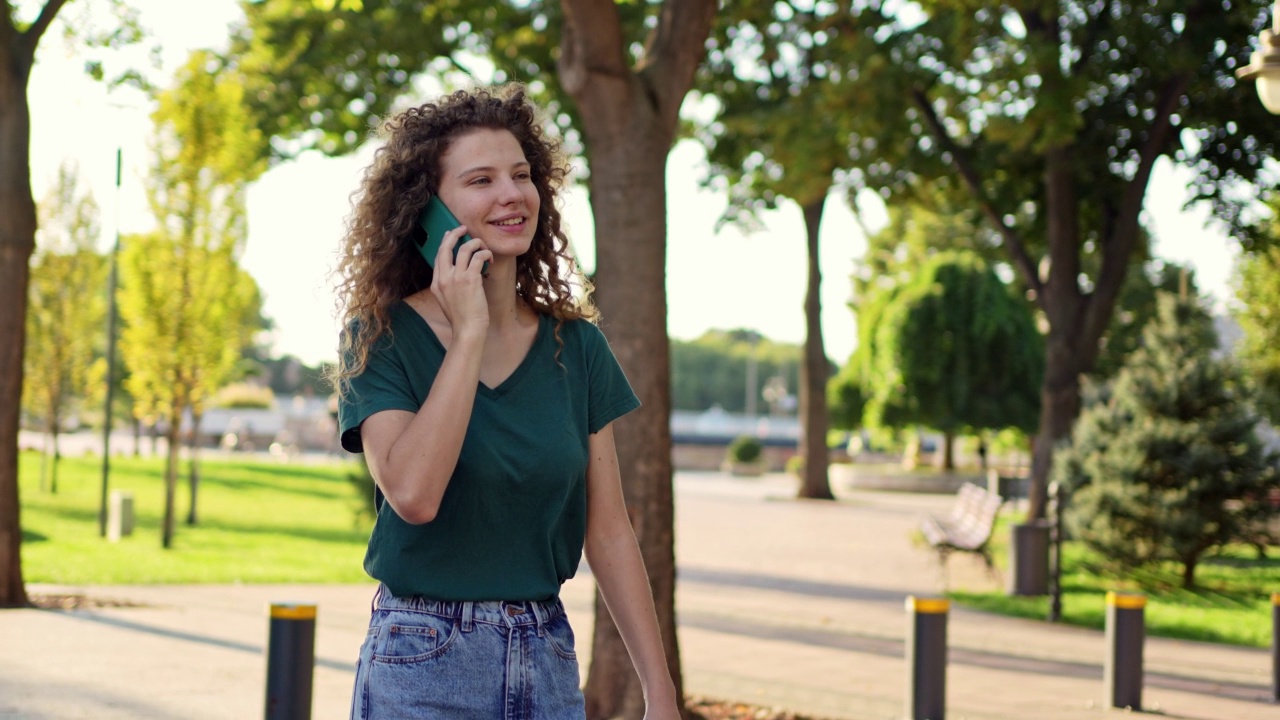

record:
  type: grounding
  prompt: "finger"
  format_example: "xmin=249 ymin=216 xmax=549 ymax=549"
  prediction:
xmin=437 ymin=225 xmax=470 ymax=268
xmin=453 ymin=238 xmax=487 ymax=269
xmin=468 ymin=248 xmax=494 ymax=276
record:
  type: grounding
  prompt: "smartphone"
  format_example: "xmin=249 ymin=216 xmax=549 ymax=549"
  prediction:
xmin=416 ymin=195 xmax=487 ymax=272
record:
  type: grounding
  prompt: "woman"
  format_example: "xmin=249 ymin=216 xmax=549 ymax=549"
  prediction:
xmin=333 ymin=84 xmax=679 ymax=719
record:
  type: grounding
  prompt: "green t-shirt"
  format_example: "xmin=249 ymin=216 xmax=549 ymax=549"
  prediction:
xmin=338 ymin=301 xmax=640 ymax=601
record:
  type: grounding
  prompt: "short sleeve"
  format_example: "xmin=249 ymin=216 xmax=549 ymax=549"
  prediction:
xmin=582 ymin=322 xmax=641 ymax=433
xmin=337 ymin=335 xmax=421 ymax=453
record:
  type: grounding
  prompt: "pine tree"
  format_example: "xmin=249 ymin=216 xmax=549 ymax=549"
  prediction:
xmin=1056 ymin=293 xmax=1279 ymax=589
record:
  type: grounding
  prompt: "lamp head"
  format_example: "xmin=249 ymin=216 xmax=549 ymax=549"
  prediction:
xmin=1237 ymin=28 xmax=1280 ymax=114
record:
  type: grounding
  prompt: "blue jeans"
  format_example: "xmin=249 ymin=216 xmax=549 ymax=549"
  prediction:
xmin=350 ymin=585 xmax=586 ymax=719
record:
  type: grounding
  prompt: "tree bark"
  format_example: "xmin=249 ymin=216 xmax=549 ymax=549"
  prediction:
xmin=50 ymin=426 xmax=59 ymax=495
xmin=162 ymin=419 xmax=180 ymax=549
xmin=0 ymin=12 xmax=40 ymax=609
xmin=938 ymin=431 xmax=955 ymax=471
xmin=187 ymin=413 xmax=201 ymax=526
xmin=1025 ymin=143 xmax=1084 ymax=518
xmin=577 ymin=101 xmax=682 ymax=720
xmin=797 ymin=196 xmax=832 ymax=500
xmin=558 ymin=1 xmax=715 ymax=716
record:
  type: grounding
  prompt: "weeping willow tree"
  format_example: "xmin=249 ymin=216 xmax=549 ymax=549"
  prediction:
xmin=853 ymin=251 xmax=1043 ymax=469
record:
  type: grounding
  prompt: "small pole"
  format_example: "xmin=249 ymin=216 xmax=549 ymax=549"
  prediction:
xmin=906 ymin=595 xmax=948 ymax=720
xmin=265 ymin=603 xmax=316 ymax=720
xmin=1047 ymin=481 xmax=1064 ymax=622
xmin=98 ymin=146 xmax=122 ymax=537
xmin=1104 ymin=591 xmax=1145 ymax=710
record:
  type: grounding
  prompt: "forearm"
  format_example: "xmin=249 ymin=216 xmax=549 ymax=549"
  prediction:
xmin=370 ymin=329 xmax=485 ymax=522
xmin=585 ymin=525 xmax=677 ymax=705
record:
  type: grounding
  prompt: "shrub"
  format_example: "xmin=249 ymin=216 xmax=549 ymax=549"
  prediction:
xmin=726 ymin=435 xmax=763 ymax=464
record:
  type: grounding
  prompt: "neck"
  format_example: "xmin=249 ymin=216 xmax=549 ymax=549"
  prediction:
xmin=483 ymin=260 xmax=524 ymax=330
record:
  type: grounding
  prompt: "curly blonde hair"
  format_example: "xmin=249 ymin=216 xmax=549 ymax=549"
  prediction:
xmin=331 ymin=85 xmax=596 ymax=396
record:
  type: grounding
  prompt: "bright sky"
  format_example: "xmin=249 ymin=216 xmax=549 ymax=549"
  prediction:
xmin=25 ymin=1 xmax=1243 ymax=367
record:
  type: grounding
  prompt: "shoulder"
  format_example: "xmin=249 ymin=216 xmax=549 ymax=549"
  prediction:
xmin=552 ymin=316 xmax=613 ymax=358
xmin=556 ymin=316 xmax=602 ymax=342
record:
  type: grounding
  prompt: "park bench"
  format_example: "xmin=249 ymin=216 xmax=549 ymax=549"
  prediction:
xmin=919 ymin=482 xmax=1004 ymax=583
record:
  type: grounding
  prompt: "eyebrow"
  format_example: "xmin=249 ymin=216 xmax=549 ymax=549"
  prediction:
xmin=455 ymin=161 xmax=531 ymax=178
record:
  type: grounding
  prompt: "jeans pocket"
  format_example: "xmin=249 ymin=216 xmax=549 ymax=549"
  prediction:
xmin=371 ymin=612 xmax=458 ymax=665
xmin=543 ymin=614 xmax=578 ymax=661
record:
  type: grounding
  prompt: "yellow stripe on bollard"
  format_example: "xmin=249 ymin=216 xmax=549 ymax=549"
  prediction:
xmin=1106 ymin=591 xmax=1146 ymax=610
xmin=1272 ymin=592 xmax=1279 ymax=606
xmin=906 ymin=596 xmax=950 ymax=614
xmin=269 ymin=603 xmax=317 ymax=620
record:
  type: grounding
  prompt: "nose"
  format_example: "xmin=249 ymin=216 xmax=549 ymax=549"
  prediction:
xmin=496 ymin=176 xmax=525 ymax=204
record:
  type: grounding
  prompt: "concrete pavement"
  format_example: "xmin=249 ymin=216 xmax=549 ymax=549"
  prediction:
xmin=1 ymin=471 xmax=1273 ymax=719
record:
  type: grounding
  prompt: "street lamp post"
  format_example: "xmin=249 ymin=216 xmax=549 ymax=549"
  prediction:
xmin=98 ymin=147 xmax=121 ymax=537
xmin=1238 ymin=1 xmax=1280 ymax=114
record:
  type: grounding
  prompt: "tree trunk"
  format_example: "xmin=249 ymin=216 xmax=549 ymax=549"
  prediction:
xmin=578 ymin=112 xmax=682 ymax=720
xmin=162 ymin=418 xmax=181 ymax=549
xmin=1026 ymin=144 xmax=1085 ymax=521
xmin=133 ymin=417 xmax=142 ymax=457
xmin=1181 ymin=555 xmax=1198 ymax=590
xmin=938 ymin=430 xmax=955 ymax=471
xmin=559 ymin=2 xmax=716 ymax=715
xmin=187 ymin=413 xmax=201 ymax=525
xmin=0 ymin=27 xmax=36 ymax=608
xmin=39 ymin=431 xmax=49 ymax=493
xmin=49 ymin=426 xmax=59 ymax=495
xmin=797 ymin=196 xmax=833 ymax=500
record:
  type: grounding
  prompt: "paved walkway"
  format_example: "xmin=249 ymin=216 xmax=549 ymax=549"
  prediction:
xmin=0 ymin=471 xmax=1273 ymax=719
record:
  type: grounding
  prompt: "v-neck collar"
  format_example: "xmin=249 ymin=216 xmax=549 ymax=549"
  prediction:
xmin=399 ymin=301 xmax=549 ymax=398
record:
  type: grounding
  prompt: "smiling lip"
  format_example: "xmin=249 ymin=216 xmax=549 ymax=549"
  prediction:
xmin=490 ymin=216 xmax=526 ymax=228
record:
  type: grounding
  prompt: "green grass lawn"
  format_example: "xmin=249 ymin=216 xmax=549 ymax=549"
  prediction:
xmin=19 ymin=451 xmax=1277 ymax=649
xmin=19 ymin=451 xmax=372 ymax=584
xmin=950 ymin=515 xmax=1279 ymax=648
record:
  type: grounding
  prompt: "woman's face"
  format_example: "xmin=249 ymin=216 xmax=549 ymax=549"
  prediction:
xmin=435 ymin=128 xmax=541 ymax=262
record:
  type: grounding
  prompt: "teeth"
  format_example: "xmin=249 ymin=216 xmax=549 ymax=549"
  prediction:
xmin=494 ymin=218 xmax=523 ymax=226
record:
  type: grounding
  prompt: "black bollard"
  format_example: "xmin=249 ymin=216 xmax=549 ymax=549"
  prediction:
xmin=1273 ymin=592 xmax=1279 ymax=703
xmin=906 ymin=595 xmax=948 ymax=720
xmin=265 ymin=603 xmax=316 ymax=720
xmin=1104 ymin=591 xmax=1145 ymax=710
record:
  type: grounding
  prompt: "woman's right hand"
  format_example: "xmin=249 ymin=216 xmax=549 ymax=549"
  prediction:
xmin=430 ymin=225 xmax=493 ymax=335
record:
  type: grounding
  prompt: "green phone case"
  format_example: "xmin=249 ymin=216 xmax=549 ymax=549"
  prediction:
xmin=416 ymin=195 xmax=473 ymax=268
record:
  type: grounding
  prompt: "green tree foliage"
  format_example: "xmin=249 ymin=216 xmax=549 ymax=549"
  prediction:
xmin=1092 ymin=260 xmax=1197 ymax=381
xmin=226 ymin=3 xmax=716 ymax=713
xmin=693 ymin=1 xmax=896 ymax=499
xmin=844 ymin=1 xmax=1280 ymax=517
xmin=850 ymin=251 xmax=1043 ymax=469
xmin=1234 ymin=205 xmax=1280 ymax=423
xmin=22 ymin=163 xmax=108 ymax=494
xmin=117 ymin=50 xmax=267 ymax=548
xmin=671 ymin=330 xmax=802 ymax=414
xmin=1056 ymin=294 xmax=1279 ymax=589
xmin=852 ymin=190 xmax=1006 ymax=303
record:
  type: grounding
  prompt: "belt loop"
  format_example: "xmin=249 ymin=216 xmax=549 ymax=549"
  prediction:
xmin=530 ymin=600 xmax=548 ymax=637
xmin=370 ymin=584 xmax=384 ymax=614
xmin=461 ymin=601 xmax=475 ymax=633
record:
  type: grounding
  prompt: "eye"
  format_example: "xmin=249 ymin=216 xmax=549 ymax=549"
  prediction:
xmin=515 ymin=170 xmax=532 ymax=181
xmin=468 ymin=176 xmax=491 ymax=186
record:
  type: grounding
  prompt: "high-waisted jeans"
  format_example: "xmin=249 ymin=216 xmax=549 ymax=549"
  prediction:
xmin=349 ymin=585 xmax=586 ymax=719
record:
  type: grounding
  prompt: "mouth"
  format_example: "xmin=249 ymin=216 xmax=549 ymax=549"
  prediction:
xmin=490 ymin=216 xmax=526 ymax=228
